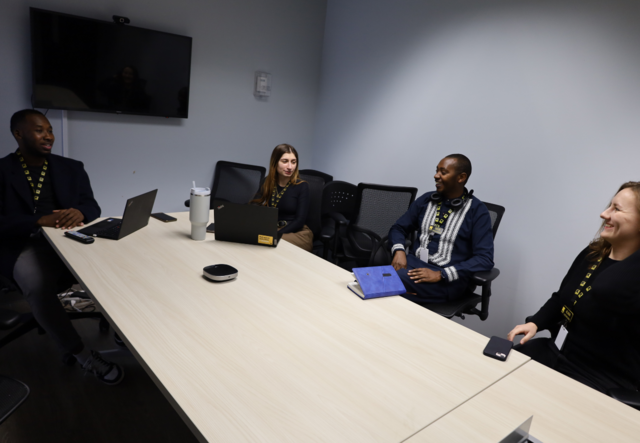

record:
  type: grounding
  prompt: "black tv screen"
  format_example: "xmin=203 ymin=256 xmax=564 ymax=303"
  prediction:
xmin=30 ymin=8 xmax=192 ymax=118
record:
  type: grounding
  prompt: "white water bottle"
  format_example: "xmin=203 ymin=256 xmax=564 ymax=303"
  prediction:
xmin=189 ymin=185 xmax=211 ymax=241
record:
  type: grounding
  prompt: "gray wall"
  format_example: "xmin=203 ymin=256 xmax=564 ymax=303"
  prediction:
xmin=314 ymin=0 xmax=640 ymax=338
xmin=4 ymin=0 xmax=640 ymax=340
xmin=1 ymin=0 xmax=326 ymax=215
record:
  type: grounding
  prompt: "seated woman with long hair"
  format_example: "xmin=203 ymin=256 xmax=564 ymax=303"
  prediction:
xmin=507 ymin=181 xmax=640 ymax=396
xmin=252 ymin=144 xmax=312 ymax=251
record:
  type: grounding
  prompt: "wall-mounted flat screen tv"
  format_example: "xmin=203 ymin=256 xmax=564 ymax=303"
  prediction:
xmin=30 ymin=8 xmax=192 ymax=118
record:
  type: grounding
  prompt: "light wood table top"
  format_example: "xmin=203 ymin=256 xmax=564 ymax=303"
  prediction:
xmin=407 ymin=359 xmax=640 ymax=443
xmin=44 ymin=212 xmax=528 ymax=442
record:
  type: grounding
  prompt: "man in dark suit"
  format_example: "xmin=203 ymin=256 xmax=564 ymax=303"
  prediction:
xmin=0 ymin=109 xmax=123 ymax=385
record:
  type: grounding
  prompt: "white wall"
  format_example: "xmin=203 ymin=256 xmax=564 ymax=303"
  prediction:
xmin=1 ymin=0 xmax=326 ymax=215
xmin=314 ymin=0 xmax=640 ymax=338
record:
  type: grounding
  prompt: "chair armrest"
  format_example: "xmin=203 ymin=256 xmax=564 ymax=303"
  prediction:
xmin=320 ymin=217 xmax=336 ymax=241
xmin=349 ymin=225 xmax=382 ymax=243
xmin=471 ymin=268 xmax=500 ymax=284
xmin=608 ymin=388 xmax=640 ymax=410
xmin=0 ymin=308 xmax=23 ymax=330
xmin=327 ymin=212 xmax=349 ymax=225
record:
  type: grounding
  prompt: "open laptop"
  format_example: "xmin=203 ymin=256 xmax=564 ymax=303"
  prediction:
xmin=499 ymin=416 xmax=543 ymax=443
xmin=214 ymin=201 xmax=280 ymax=247
xmin=78 ymin=189 xmax=157 ymax=240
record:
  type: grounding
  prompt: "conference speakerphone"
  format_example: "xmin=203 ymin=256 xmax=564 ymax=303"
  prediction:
xmin=203 ymin=265 xmax=238 ymax=282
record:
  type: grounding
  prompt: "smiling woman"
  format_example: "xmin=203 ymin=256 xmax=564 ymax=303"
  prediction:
xmin=507 ymin=181 xmax=640 ymax=398
xmin=251 ymin=144 xmax=312 ymax=251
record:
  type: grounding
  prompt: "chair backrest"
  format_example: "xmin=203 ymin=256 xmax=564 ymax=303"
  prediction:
xmin=298 ymin=169 xmax=333 ymax=185
xmin=482 ymin=202 xmax=505 ymax=239
xmin=298 ymin=173 xmax=327 ymax=238
xmin=320 ymin=180 xmax=358 ymax=220
xmin=353 ymin=183 xmax=417 ymax=238
xmin=349 ymin=183 xmax=417 ymax=254
xmin=0 ymin=375 xmax=29 ymax=424
xmin=210 ymin=161 xmax=266 ymax=206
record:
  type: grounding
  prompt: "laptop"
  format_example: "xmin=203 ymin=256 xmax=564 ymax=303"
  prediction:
xmin=214 ymin=201 xmax=280 ymax=247
xmin=78 ymin=189 xmax=158 ymax=240
xmin=499 ymin=416 xmax=543 ymax=443
xmin=348 ymin=265 xmax=406 ymax=300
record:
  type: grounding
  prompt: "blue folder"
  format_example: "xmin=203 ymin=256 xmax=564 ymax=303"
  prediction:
xmin=348 ymin=265 xmax=405 ymax=300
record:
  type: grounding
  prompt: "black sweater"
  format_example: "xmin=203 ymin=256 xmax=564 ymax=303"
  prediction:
xmin=529 ymin=247 xmax=640 ymax=389
xmin=269 ymin=181 xmax=309 ymax=234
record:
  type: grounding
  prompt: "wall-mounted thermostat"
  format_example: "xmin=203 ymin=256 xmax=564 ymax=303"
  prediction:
xmin=254 ymin=71 xmax=271 ymax=99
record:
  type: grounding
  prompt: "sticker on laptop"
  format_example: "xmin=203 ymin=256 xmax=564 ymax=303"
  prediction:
xmin=258 ymin=235 xmax=273 ymax=245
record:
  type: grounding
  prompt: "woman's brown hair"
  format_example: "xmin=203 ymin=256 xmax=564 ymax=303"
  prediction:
xmin=252 ymin=144 xmax=302 ymax=206
xmin=587 ymin=181 xmax=640 ymax=261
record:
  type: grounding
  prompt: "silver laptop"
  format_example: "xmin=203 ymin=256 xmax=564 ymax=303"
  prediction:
xmin=499 ymin=416 xmax=543 ymax=443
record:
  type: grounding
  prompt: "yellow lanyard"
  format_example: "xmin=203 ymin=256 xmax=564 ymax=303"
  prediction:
xmin=428 ymin=195 xmax=464 ymax=235
xmin=16 ymin=149 xmax=48 ymax=202
xmin=561 ymin=257 xmax=602 ymax=323
xmin=270 ymin=182 xmax=290 ymax=208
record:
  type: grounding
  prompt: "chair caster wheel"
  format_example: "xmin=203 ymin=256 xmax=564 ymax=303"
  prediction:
xmin=62 ymin=353 xmax=77 ymax=366
xmin=99 ymin=318 xmax=110 ymax=333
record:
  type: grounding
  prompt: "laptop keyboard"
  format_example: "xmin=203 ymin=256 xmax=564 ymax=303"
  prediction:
xmin=99 ymin=223 xmax=122 ymax=239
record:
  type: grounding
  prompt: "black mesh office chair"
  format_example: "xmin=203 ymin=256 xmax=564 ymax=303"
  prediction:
xmin=298 ymin=169 xmax=333 ymax=185
xmin=0 ymin=281 xmax=31 ymax=424
xmin=0 ymin=276 xmax=109 ymax=363
xmin=0 ymin=374 xmax=29 ymax=424
xmin=184 ymin=161 xmax=266 ymax=207
xmin=370 ymin=202 xmax=505 ymax=321
xmin=298 ymin=172 xmax=332 ymax=256
xmin=319 ymin=181 xmax=358 ymax=261
xmin=335 ymin=183 xmax=417 ymax=269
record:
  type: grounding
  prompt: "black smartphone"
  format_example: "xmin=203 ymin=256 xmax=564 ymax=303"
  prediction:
xmin=206 ymin=223 xmax=215 ymax=233
xmin=151 ymin=212 xmax=177 ymax=223
xmin=482 ymin=336 xmax=513 ymax=361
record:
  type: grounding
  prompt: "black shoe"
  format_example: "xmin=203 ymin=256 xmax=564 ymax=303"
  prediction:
xmin=82 ymin=351 xmax=125 ymax=386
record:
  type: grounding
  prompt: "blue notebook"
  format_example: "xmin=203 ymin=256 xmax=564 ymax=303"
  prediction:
xmin=348 ymin=266 xmax=406 ymax=300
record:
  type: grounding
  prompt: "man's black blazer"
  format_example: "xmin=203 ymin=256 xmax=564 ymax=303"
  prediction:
xmin=0 ymin=152 xmax=101 ymax=279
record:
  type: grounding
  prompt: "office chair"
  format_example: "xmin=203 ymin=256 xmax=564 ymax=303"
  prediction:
xmin=370 ymin=202 xmax=505 ymax=321
xmin=0 ymin=276 xmax=110 ymax=364
xmin=318 ymin=181 xmax=358 ymax=261
xmin=334 ymin=183 xmax=417 ymax=269
xmin=608 ymin=389 xmax=640 ymax=410
xmin=0 ymin=374 xmax=29 ymax=424
xmin=298 ymin=171 xmax=332 ymax=256
xmin=184 ymin=161 xmax=266 ymax=207
xmin=298 ymin=169 xmax=333 ymax=185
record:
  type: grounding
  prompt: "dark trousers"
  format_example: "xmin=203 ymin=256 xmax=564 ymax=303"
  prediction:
xmin=12 ymin=232 xmax=83 ymax=355
xmin=397 ymin=254 xmax=465 ymax=304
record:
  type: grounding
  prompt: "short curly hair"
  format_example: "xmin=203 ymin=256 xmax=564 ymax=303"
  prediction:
xmin=10 ymin=109 xmax=46 ymax=133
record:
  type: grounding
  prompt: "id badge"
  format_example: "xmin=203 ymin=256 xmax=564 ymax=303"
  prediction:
xmin=416 ymin=247 xmax=428 ymax=263
xmin=554 ymin=325 xmax=569 ymax=351
xmin=429 ymin=225 xmax=443 ymax=235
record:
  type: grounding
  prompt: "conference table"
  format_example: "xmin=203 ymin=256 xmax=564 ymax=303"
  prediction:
xmin=406 ymin=359 xmax=640 ymax=443
xmin=43 ymin=212 xmax=640 ymax=442
xmin=44 ymin=211 xmax=529 ymax=442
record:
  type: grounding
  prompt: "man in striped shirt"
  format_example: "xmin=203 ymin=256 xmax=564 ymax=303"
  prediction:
xmin=389 ymin=154 xmax=494 ymax=304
